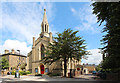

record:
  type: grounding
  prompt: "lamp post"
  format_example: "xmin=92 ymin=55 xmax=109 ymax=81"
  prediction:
xmin=17 ymin=50 xmax=20 ymax=55
xmin=15 ymin=50 xmax=20 ymax=78
xmin=17 ymin=50 xmax=20 ymax=68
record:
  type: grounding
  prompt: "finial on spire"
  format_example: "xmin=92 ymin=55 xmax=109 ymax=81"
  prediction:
xmin=44 ymin=9 xmax=46 ymax=11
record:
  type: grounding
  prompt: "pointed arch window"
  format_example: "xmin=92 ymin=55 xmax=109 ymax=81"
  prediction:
xmin=41 ymin=44 xmax=45 ymax=59
xmin=45 ymin=24 xmax=47 ymax=32
xmin=42 ymin=24 xmax=44 ymax=32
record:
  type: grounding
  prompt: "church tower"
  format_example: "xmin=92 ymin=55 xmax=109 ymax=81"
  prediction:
xmin=40 ymin=9 xmax=49 ymax=38
xmin=28 ymin=9 xmax=53 ymax=74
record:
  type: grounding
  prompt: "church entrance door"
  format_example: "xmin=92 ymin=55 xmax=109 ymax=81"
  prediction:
xmin=40 ymin=65 xmax=44 ymax=74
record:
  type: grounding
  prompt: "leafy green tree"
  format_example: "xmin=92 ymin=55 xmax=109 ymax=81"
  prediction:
xmin=41 ymin=28 xmax=89 ymax=77
xmin=0 ymin=57 xmax=9 ymax=70
xmin=96 ymin=64 xmax=102 ymax=72
xmin=92 ymin=2 xmax=120 ymax=71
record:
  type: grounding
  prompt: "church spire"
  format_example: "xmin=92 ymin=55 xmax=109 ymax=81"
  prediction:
xmin=41 ymin=9 xmax=49 ymax=37
xmin=42 ymin=9 xmax=48 ymax=24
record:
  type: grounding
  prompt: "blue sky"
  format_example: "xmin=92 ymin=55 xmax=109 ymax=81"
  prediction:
xmin=0 ymin=1 xmax=104 ymax=65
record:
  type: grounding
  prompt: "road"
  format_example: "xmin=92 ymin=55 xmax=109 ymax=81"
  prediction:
xmin=0 ymin=74 xmax=119 ymax=83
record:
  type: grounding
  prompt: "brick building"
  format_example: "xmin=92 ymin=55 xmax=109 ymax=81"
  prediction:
xmin=0 ymin=49 xmax=26 ymax=71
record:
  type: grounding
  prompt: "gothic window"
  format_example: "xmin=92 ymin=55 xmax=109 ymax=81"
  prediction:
xmin=42 ymin=25 xmax=44 ymax=32
xmin=45 ymin=24 xmax=47 ymax=32
xmin=41 ymin=44 xmax=45 ymax=59
xmin=47 ymin=25 xmax=48 ymax=32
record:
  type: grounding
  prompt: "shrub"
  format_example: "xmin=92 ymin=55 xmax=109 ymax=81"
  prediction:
xmin=19 ymin=70 xmax=27 ymax=75
xmin=52 ymin=73 xmax=61 ymax=76
xmin=11 ymin=71 xmax=16 ymax=75
xmin=46 ymin=72 xmax=52 ymax=75
xmin=48 ymin=73 xmax=61 ymax=76
xmin=19 ymin=71 xmax=26 ymax=75
xmin=11 ymin=70 xmax=31 ymax=75
xmin=35 ymin=74 xmax=42 ymax=76
xmin=19 ymin=71 xmax=24 ymax=75
xmin=22 ymin=72 xmax=27 ymax=75
xmin=26 ymin=71 xmax=31 ymax=74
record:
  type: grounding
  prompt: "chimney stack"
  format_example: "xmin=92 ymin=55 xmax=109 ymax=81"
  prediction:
xmin=33 ymin=37 xmax=35 ymax=47
xmin=11 ymin=49 xmax=15 ymax=54
xmin=5 ymin=49 xmax=9 ymax=54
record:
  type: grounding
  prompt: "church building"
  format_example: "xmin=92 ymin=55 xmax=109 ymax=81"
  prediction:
xmin=27 ymin=9 xmax=82 ymax=76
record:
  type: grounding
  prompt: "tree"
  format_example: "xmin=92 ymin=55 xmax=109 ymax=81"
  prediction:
xmin=0 ymin=57 xmax=9 ymax=70
xmin=41 ymin=28 xmax=89 ymax=77
xmin=96 ymin=63 xmax=102 ymax=72
xmin=92 ymin=2 xmax=120 ymax=71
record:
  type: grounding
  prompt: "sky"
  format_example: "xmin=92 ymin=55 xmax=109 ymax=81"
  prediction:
xmin=0 ymin=0 xmax=105 ymax=65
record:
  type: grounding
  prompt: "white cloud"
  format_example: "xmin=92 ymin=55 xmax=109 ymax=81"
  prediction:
xmin=71 ymin=4 xmax=101 ymax=34
xmin=1 ymin=0 xmax=91 ymax=2
xmin=0 ymin=39 xmax=31 ymax=56
xmin=0 ymin=2 xmax=2 ymax=29
xmin=1 ymin=2 xmax=56 ymax=45
xmin=71 ymin=8 xmax=76 ymax=13
xmin=82 ymin=49 xmax=102 ymax=65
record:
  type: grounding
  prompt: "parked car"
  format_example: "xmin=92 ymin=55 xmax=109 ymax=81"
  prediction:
xmin=92 ymin=71 xmax=97 ymax=74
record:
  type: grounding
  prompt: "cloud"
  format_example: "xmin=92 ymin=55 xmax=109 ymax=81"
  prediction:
xmin=1 ymin=2 xmax=56 ymax=45
xmin=71 ymin=8 xmax=76 ymax=13
xmin=1 ymin=0 xmax=92 ymax=2
xmin=71 ymin=3 xmax=101 ymax=34
xmin=0 ymin=2 xmax=1 ymax=33
xmin=0 ymin=39 xmax=31 ymax=56
xmin=82 ymin=49 xmax=102 ymax=65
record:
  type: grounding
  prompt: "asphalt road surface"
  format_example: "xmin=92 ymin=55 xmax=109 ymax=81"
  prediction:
xmin=1 ymin=74 xmax=119 ymax=83
xmin=1 ymin=81 xmax=119 ymax=83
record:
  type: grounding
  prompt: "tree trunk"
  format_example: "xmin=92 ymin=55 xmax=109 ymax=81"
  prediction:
xmin=64 ymin=57 xmax=67 ymax=77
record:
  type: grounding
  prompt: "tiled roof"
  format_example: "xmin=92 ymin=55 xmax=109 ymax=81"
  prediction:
xmin=84 ymin=66 xmax=95 ymax=71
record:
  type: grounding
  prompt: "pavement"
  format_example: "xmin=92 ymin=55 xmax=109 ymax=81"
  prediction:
xmin=1 ymin=75 xmax=90 ymax=81
xmin=0 ymin=74 xmax=119 ymax=83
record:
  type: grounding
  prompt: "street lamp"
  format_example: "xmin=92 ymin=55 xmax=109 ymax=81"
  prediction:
xmin=17 ymin=50 xmax=20 ymax=55
xmin=14 ymin=50 xmax=21 ymax=78
xmin=17 ymin=50 xmax=20 ymax=68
